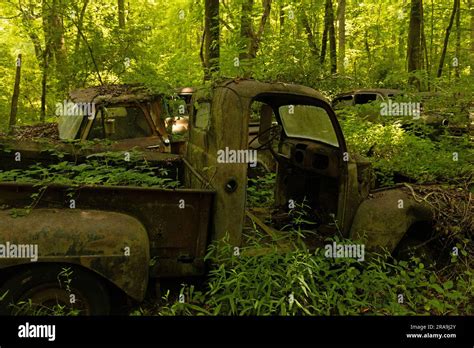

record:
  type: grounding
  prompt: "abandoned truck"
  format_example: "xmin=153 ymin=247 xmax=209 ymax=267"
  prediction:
xmin=332 ymin=88 xmax=472 ymax=137
xmin=62 ymin=84 xmax=191 ymax=153
xmin=0 ymin=79 xmax=434 ymax=315
xmin=0 ymin=85 xmax=193 ymax=172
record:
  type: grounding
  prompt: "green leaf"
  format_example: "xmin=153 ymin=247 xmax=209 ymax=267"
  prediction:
xmin=443 ymin=280 xmax=454 ymax=290
xmin=431 ymin=284 xmax=444 ymax=294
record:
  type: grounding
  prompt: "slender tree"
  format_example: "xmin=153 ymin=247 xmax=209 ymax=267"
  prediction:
xmin=337 ymin=0 xmax=346 ymax=73
xmin=301 ymin=9 xmax=319 ymax=57
xmin=239 ymin=0 xmax=254 ymax=64
xmin=407 ymin=0 xmax=423 ymax=89
xmin=118 ymin=0 xmax=125 ymax=28
xmin=320 ymin=0 xmax=336 ymax=73
xmin=74 ymin=0 xmax=90 ymax=53
xmin=238 ymin=0 xmax=272 ymax=77
xmin=279 ymin=2 xmax=284 ymax=36
xmin=37 ymin=0 xmax=68 ymax=93
xmin=248 ymin=0 xmax=272 ymax=59
xmin=470 ymin=0 xmax=474 ymax=77
xmin=9 ymin=54 xmax=22 ymax=134
xmin=437 ymin=0 xmax=459 ymax=78
xmin=18 ymin=1 xmax=50 ymax=121
xmin=203 ymin=0 xmax=220 ymax=80
xmin=454 ymin=0 xmax=461 ymax=78
xmin=471 ymin=0 xmax=474 ymax=56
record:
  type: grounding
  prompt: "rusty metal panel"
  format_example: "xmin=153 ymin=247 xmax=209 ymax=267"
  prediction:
xmin=0 ymin=137 xmax=182 ymax=170
xmin=0 ymin=208 xmax=150 ymax=301
xmin=0 ymin=183 xmax=215 ymax=278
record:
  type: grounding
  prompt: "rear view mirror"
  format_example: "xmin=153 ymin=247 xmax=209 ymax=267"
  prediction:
xmin=259 ymin=104 xmax=273 ymax=143
xmin=104 ymin=119 xmax=116 ymax=136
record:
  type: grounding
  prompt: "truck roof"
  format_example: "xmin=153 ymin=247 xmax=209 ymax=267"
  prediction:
xmin=69 ymin=84 xmax=196 ymax=107
xmin=193 ymin=79 xmax=330 ymax=103
xmin=334 ymin=88 xmax=403 ymax=98
xmin=69 ymin=84 xmax=161 ymax=106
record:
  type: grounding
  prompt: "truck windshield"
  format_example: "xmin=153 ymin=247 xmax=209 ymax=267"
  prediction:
xmin=88 ymin=106 xmax=153 ymax=140
xmin=279 ymin=104 xmax=339 ymax=147
xmin=58 ymin=115 xmax=84 ymax=140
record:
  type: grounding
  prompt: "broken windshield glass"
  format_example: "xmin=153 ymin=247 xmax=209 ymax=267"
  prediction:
xmin=279 ymin=105 xmax=339 ymax=147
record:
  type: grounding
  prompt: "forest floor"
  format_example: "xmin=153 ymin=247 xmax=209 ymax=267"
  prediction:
xmin=0 ymin=123 xmax=59 ymax=140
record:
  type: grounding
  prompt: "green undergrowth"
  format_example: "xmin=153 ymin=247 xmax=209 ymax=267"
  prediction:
xmin=137 ymin=233 xmax=472 ymax=316
xmin=246 ymin=172 xmax=275 ymax=207
xmin=338 ymin=112 xmax=473 ymax=187
xmin=0 ymin=151 xmax=181 ymax=188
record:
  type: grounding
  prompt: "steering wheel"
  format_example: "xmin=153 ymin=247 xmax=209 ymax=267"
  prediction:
xmin=248 ymin=124 xmax=281 ymax=150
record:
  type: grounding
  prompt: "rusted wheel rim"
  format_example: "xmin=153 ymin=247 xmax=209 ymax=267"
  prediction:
xmin=18 ymin=283 xmax=91 ymax=315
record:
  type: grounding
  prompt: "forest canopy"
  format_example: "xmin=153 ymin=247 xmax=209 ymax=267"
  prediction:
xmin=0 ymin=0 xmax=472 ymax=131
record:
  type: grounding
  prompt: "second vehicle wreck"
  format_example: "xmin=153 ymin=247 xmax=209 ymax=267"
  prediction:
xmin=332 ymin=88 xmax=473 ymax=138
xmin=62 ymin=84 xmax=191 ymax=153
xmin=0 ymin=79 xmax=436 ymax=314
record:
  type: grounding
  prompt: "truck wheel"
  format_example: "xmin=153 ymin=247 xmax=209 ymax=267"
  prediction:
xmin=393 ymin=223 xmax=437 ymax=263
xmin=394 ymin=237 xmax=434 ymax=261
xmin=0 ymin=265 xmax=110 ymax=315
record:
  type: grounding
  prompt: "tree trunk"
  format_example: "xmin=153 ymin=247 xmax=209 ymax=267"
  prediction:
xmin=320 ymin=26 xmax=328 ymax=64
xmin=239 ymin=0 xmax=272 ymax=77
xmin=398 ymin=26 xmax=405 ymax=59
xmin=52 ymin=0 xmax=68 ymax=91
xmin=301 ymin=10 xmax=319 ymax=57
xmin=40 ymin=50 xmax=49 ymax=122
xmin=421 ymin=9 xmax=428 ymax=70
xmin=327 ymin=0 xmax=337 ymax=73
xmin=470 ymin=0 xmax=474 ymax=56
xmin=18 ymin=1 xmax=52 ymax=120
xmin=75 ymin=0 xmax=90 ymax=53
xmin=420 ymin=1 xmax=429 ymax=89
xmin=41 ymin=0 xmax=68 ymax=92
xmin=248 ymin=0 xmax=272 ymax=59
xmin=50 ymin=0 xmax=66 ymax=66
xmin=437 ymin=0 xmax=459 ymax=78
xmin=337 ymin=0 xmax=346 ymax=73
xmin=364 ymin=31 xmax=371 ymax=64
xmin=203 ymin=0 xmax=220 ymax=80
xmin=320 ymin=0 xmax=336 ymax=72
xmin=430 ymin=0 xmax=434 ymax=77
xmin=454 ymin=0 xmax=461 ymax=78
xmin=239 ymin=0 xmax=254 ymax=64
xmin=470 ymin=0 xmax=474 ymax=77
xmin=9 ymin=54 xmax=22 ymax=134
xmin=279 ymin=3 xmax=285 ymax=36
xmin=118 ymin=0 xmax=125 ymax=28
xmin=407 ymin=0 xmax=423 ymax=89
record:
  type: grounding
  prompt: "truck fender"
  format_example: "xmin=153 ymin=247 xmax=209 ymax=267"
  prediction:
xmin=0 ymin=209 xmax=150 ymax=301
xmin=349 ymin=188 xmax=433 ymax=252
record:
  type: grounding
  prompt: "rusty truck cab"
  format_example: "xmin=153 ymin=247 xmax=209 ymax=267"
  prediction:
xmin=185 ymin=79 xmax=369 ymax=247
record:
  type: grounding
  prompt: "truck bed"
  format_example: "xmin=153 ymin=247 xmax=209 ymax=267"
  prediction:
xmin=0 ymin=182 xmax=215 ymax=278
